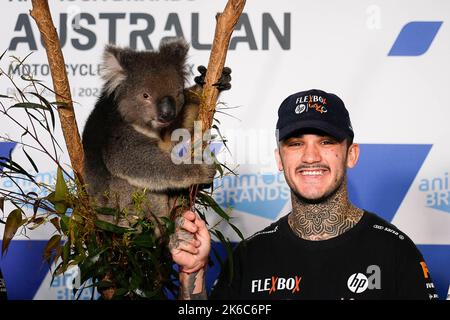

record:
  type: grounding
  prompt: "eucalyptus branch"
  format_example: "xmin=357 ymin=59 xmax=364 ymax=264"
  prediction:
xmin=30 ymin=0 xmax=85 ymax=185
xmin=0 ymin=104 xmax=73 ymax=181
xmin=28 ymin=77 xmax=59 ymax=158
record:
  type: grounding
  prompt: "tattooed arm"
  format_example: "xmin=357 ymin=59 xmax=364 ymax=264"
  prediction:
xmin=169 ymin=210 xmax=211 ymax=300
xmin=179 ymin=267 xmax=207 ymax=300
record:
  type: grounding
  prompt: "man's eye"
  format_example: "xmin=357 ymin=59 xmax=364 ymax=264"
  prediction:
xmin=289 ymin=142 xmax=302 ymax=147
xmin=321 ymin=140 xmax=335 ymax=145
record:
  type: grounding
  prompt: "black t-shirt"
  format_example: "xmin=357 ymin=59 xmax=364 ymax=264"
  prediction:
xmin=210 ymin=211 xmax=438 ymax=300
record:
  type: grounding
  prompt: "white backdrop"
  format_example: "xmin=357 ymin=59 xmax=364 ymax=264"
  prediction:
xmin=0 ymin=0 xmax=449 ymax=300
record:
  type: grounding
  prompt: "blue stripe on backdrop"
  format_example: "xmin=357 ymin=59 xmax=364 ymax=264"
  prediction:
xmin=0 ymin=240 xmax=49 ymax=300
xmin=348 ymin=144 xmax=432 ymax=223
xmin=417 ymin=245 xmax=450 ymax=300
xmin=0 ymin=142 xmax=17 ymax=172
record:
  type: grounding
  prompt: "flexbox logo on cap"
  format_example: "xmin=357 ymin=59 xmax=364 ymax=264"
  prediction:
xmin=294 ymin=95 xmax=328 ymax=115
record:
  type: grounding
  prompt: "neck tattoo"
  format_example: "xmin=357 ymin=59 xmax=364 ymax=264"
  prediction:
xmin=288 ymin=178 xmax=364 ymax=241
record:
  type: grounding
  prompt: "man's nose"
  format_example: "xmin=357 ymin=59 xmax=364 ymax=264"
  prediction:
xmin=301 ymin=143 xmax=321 ymax=163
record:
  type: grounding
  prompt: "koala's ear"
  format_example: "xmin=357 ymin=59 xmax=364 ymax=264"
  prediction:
xmin=159 ymin=37 xmax=189 ymax=67
xmin=101 ymin=45 xmax=127 ymax=96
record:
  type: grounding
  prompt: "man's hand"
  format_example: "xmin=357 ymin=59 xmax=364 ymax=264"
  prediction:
xmin=169 ymin=210 xmax=211 ymax=274
xmin=170 ymin=210 xmax=210 ymax=300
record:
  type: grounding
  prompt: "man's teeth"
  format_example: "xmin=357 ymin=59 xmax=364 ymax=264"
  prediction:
xmin=301 ymin=170 xmax=324 ymax=176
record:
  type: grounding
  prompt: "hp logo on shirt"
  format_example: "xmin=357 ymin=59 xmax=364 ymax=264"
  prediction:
xmin=347 ymin=265 xmax=381 ymax=294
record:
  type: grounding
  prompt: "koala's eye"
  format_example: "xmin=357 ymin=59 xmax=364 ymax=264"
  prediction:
xmin=143 ymin=93 xmax=150 ymax=99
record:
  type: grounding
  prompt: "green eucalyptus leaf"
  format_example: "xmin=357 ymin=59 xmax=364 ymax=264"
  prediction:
xmin=229 ymin=221 xmax=244 ymax=241
xmin=211 ymin=245 xmax=225 ymax=270
xmin=54 ymin=166 xmax=68 ymax=202
xmin=60 ymin=215 xmax=69 ymax=233
xmin=54 ymin=202 xmax=67 ymax=215
xmin=53 ymin=167 xmax=68 ymax=214
xmin=0 ymin=156 xmax=37 ymax=183
xmin=0 ymin=49 xmax=7 ymax=61
xmin=198 ymin=192 xmax=230 ymax=221
xmin=159 ymin=216 xmax=174 ymax=234
xmin=50 ymin=217 xmax=61 ymax=233
xmin=53 ymin=246 xmax=63 ymax=268
xmin=27 ymin=92 xmax=56 ymax=131
xmin=9 ymin=102 xmax=48 ymax=110
xmin=95 ymin=207 xmax=120 ymax=216
xmin=22 ymin=147 xmax=39 ymax=173
xmin=133 ymin=233 xmax=154 ymax=248
xmin=94 ymin=219 xmax=130 ymax=234
xmin=27 ymin=217 xmax=45 ymax=230
xmin=2 ymin=209 xmax=22 ymax=256
xmin=43 ymin=234 xmax=62 ymax=264
xmin=62 ymin=241 xmax=70 ymax=269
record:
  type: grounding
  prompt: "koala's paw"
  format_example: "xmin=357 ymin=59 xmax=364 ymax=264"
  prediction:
xmin=194 ymin=65 xmax=232 ymax=91
xmin=213 ymin=67 xmax=232 ymax=91
xmin=194 ymin=65 xmax=207 ymax=86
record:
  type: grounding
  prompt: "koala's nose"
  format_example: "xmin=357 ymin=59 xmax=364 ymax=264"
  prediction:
xmin=157 ymin=96 xmax=176 ymax=122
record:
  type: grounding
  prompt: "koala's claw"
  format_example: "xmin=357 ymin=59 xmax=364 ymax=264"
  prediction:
xmin=194 ymin=65 xmax=232 ymax=91
xmin=197 ymin=65 xmax=207 ymax=75
xmin=212 ymin=82 xmax=231 ymax=91
xmin=213 ymin=67 xmax=232 ymax=91
xmin=222 ymin=67 xmax=231 ymax=75
xmin=194 ymin=75 xmax=205 ymax=86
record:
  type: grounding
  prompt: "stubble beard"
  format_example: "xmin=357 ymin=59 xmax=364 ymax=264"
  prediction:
xmin=291 ymin=172 xmax=346 ymax=205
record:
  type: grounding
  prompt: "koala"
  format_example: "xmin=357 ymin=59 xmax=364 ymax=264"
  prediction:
xmin=82 ymin=38 xmax=231 ymax=222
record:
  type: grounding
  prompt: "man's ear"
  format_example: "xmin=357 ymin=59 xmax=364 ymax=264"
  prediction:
xmin=275 ymin=148 xmax=284 ymax=171
xmin=346 ymin=143 xmax=360 ymax=168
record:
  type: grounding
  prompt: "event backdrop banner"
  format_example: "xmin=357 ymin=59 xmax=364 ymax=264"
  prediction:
xmin=0 ymin=0 xmax=449 ymax=300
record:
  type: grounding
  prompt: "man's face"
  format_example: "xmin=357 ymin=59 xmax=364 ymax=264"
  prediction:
xmin=275 ymin=132 xmax=359 ymax=202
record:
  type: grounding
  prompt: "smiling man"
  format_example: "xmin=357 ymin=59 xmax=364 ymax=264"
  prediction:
xmin=170 ymin=89 xmax=439 ymax=300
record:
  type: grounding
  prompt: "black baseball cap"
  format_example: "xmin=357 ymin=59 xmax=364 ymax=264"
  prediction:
xmin=276 ymin=89 xmax=354 ymax=142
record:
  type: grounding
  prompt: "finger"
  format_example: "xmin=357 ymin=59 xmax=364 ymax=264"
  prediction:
xmin=193 ymin=214 xmax=206 ymax=229
xmin=180 ymin=218 xmax=198 ymax=234
xmin=183 ymin=210 xmax=196 ymax=221
xmin=175 ymin=211 xmax=195 ymax=229
xmin=177 ymin=240 xmax=199 ymax=255
xmin=193 ymin=215 xmax=210 ymax=240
